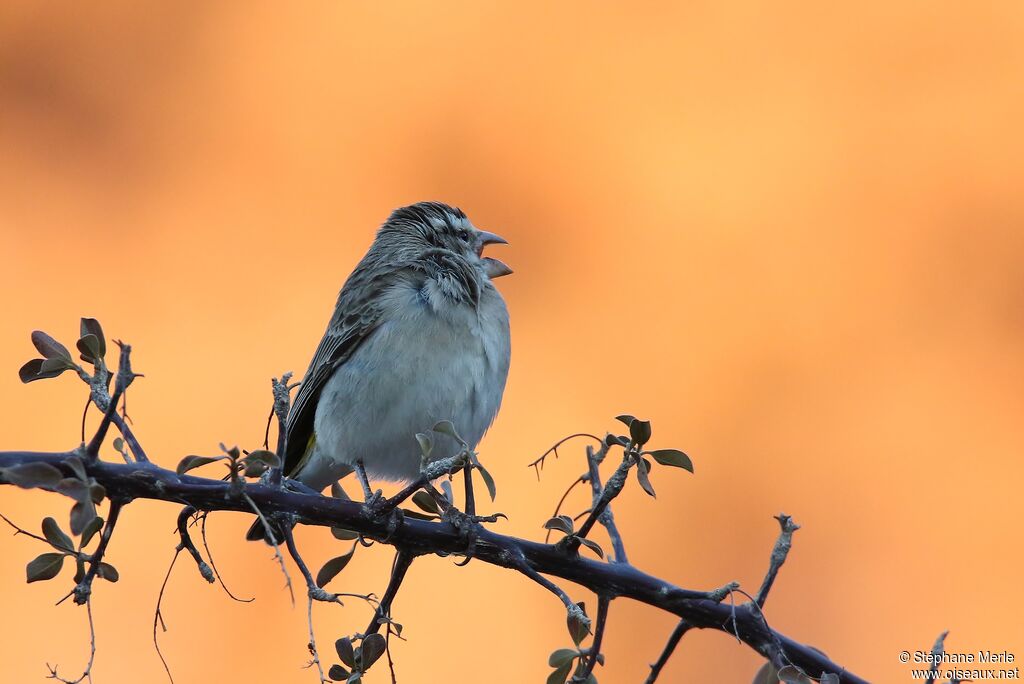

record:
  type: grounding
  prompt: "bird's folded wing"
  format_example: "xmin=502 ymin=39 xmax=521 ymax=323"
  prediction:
xmin=283 ymin=280 xmax=387 ymax=476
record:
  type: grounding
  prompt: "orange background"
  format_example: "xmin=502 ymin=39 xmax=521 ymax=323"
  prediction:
xmin=1 ymin=3 xmax=1023 ymax=683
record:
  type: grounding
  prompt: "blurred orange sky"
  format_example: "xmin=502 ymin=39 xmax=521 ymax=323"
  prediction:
xmin=2 ymin=2 xmax=1023 ymax=683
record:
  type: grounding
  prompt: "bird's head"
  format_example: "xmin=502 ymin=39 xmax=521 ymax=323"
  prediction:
xmin=378 ymin=202 xmax=512 ymax=281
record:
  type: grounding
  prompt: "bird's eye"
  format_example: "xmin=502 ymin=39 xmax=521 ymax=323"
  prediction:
xmin=457 ymin=229 xmax=470 ymax=241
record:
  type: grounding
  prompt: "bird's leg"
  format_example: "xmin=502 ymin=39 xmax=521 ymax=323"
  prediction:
xmin=462 ymin=462 xmax=476 ymax=518
xmin=354 ymin=459 xmax=383 ymax=507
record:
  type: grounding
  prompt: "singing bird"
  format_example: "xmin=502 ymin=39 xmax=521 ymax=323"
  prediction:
xmin=247 ymin=202 xmax=511 ymax=541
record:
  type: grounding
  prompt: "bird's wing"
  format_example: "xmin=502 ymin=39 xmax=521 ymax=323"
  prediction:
xmin=283 ymin=272 xmax=388 ymax=476
xmin=283 ymin=251 xmax=478 ymax=477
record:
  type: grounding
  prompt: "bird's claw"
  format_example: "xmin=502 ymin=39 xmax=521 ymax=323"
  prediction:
xmin=361 ymin=494 xmax=404 ymax=540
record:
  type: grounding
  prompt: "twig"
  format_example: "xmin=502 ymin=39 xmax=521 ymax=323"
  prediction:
xmin=0 ymin=512 xmax=79 ymax=556
xmin=79 ymin=396 xmax=90 ymax=444
xmin=73 ymin=500 xmax=122 ymax=605
xmin=85 ymin=342 xmax=138 ymax=460
xmin=364 ymin=548 xmax=415 ymax=637
xmin=175 ymin=507 xmax=214 ymax=583
xmin=282 ymin=526 xmax=341 ymax=604
xmin=573 ymin=594 xmax=609 ymax=682
xmin=281 ymin=528 xmax=339 ymax=684
xmin=529 ymin=433 xmax=604 ymax=476
xmin=268 ymin=372 xmax=294 ymax=487
xmin=75 ymin=345 xmax=147 ymax=463
xmin=544 ymin=475 xmax=585 ymax=543
xmin=199 ymin=513 xmax=254 ymax=602
xmin=45 ymin=599 xmax=96 ymax=684
xmin=645 ymin=619 xmax=692 ymax=683
xmin=303 ymin=593 xmax=328 ymax=684
xmin=925 ymin=630 xmax=949 ymax=684
xmin=242 ymin=492 xmax=294 ymax=606
xmin=512 ymin=551 xmax=579 ymax=614
xmin=573 ymin=452 xmax=631 ymax=543
xmin=586 ymin=444 xmax=628 ymax=563
xmin=153 ymin=547 xmax=181 ymax=684
xmin=756 ymin=514 xmax=800 ymax=609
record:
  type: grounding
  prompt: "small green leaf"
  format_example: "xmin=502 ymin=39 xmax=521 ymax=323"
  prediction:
xmin=546 ymin=661 xmax=572 ymax=684
xmin=543 ymin=515 xmax=575 ymax=535
xmin=577 ymin=537 xmax=604 ymax=559
xmin=80 ymin=516 xmax=104 ymax=548
xmin=331 ymin=527 xmax=359 ymax=540
xmin=411 ymin=491 xmax=441 ymax=515
xmin=79 ymin=318 xmax=106 ymax=359
xmin=414 ymin=432 xmax=433 ymax=458
xmin=112 ymin=437 xmax=124 ymax=453
xmin=328 ymin=664 xmax=350 ymax=681
xmin=316 ymin=546 xmax=356 ymax=588
xmin=56 ymin=477 xmax=89 ymax=502
xmin=477 ymin=463 xmax=497 ymax=502
xmin=360 ymin=633 xmax=386 ymax=669
xmin=39 ymin=357 xmax=75 ymax=375
xmin=77 ymin=334 xmax=103 ymax=364
xmin=646 ymin=449 xmax=693 ymax=473
xmin=751 ymin=662 xmax=776 ymax=684
xmin=1 ymin=462 xmax=63 ymax=489
xmin=97 ymin=562 xmax=119 ymax=582
xmin=26 ymin=553 xmax=64 ymax=583
xmin=243 ymin=460 xmax=269 ymax=478
xmin=548 ymin=648 xmax=578 ymax=668
xmin=432 ymin=420 xmax=465 ymax=445
xmin=89 ymin=483 xmax=106 ymax=504
xmin=63 ymin=456 xmax=88 ymax=481
xmin=440 ymin=479 xmax=454 ymax=504
xmin=69 ymin=500 xmax=98 ymax=536
xmin=777 ymin=665 xmax=815 ymax=684
xmin=629 ymin=419 xmax=652 ymax=446
xmin=176 ymin=455 xmax=225 ymax=475
xmin=635 ymin=458 xmax=656 ymax=498
xmin=604 ymin=434 xmax=629 ymax=447
xmin=335 ymin=637 xmax=356 ymax=668
xmin=42 ymin=517 xmax=73 ymax=552
xmin=73 ymin=558 xmax=86 ymax=583
xmin=245 ymin=449 xmax=281 ymax=468
xmin=31 ymin=330 xmax=72 ymax=362
xmin=19 ymin=359 xmax=60 ymax=383
xmin=613 ymin=414 xmax=637 ymax=428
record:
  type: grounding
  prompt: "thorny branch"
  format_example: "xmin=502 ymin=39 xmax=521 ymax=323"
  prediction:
xmin=0 ymin=324 xmax=882 ymax=684
xmin=0 ymin=446 xmax=871 ymax=683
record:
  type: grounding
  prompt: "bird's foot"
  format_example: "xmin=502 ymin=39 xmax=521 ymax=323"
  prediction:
xmin=361 ymin=492 xmax=404 ymax=540
xmin=281 ymin=478 xmax=323 ymax=496
xmin=441 ymin=507 xmax=507 ymax=566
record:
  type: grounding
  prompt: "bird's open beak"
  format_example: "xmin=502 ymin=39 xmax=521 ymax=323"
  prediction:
xmin=476 ymin=229 xmax=512 ymax=278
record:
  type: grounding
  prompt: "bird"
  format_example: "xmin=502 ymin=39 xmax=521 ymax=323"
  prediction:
xmin=247 ymin=202 xmax=511 ymax=541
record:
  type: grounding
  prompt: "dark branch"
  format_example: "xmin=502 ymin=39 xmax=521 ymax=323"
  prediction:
xmin=0 ymin=450 xmax=869 ymax=684
xmin=175 ymin=507 xmax=214 ymax=584
xmin=73 ymin=500 xmax=121 ymax=605
xmin=573 ymin=594 xmax=609 ymax=682
xmin=756 ymin=513 xmax=800 ymax=609
xmin=586 ymin=443 xmax=628 ymax=564
xmin=365 ymin=547 xmax=415 ymax=637
xmin=645 ymin=619 xmax=692 ymax=683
